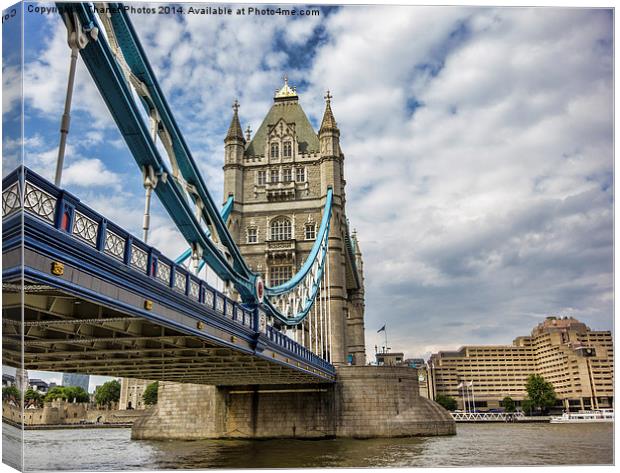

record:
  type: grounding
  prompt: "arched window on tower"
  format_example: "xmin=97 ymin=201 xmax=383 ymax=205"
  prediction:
xmin=283 ymin=141 xmax=292 ymax=157
xmin=270 ymin=217 xmax=292 ymax=241
xmin=270 ymin=142 xmax=279 ymax=158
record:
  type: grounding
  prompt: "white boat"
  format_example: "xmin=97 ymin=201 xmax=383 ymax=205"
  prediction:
xmin=550 ymin=409 xmax=614 ymax=423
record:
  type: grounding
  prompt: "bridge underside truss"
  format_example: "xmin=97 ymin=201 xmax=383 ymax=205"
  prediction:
xmin=2 ymin=286 xmax=327 ymax=385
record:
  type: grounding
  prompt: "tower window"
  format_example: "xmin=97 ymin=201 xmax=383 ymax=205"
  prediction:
xmin=295 ymin=167 xmax=306 ymax=182
xmin=282 ymin=168 xmax=292 ymax=183
xmin=270 ymin=143 xmax=279 ymax=158
xmin=247 ymin=228 xmax=257 ymax=244
xmin=305 ymin=223 xmax=316 ymax=240
xmin=270 ymin=169 xmax=279 ymax=183
xmin=283 ymin=142 xmax=292 ymax=157
xmin=257 ymin=170 xmax=266 ymax=185
xmin=270 ymin=265 xmax=292 ymax=286
xmin=271 ymin=217 xmax=292 ymax=241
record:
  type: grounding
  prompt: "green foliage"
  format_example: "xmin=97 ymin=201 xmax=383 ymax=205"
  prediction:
xmin=435 ymin=394 xmax=458 ymax=411
xmin=501 ymin=396 xmax=516 ymax=413
xmin=524 ymin=374 xmax=557 ymax=415
xmin=44 ymin=385 xmax=90 ymax=403
xmin=521 ymin=399 xmax=535 ymax=415
xmin=142 ymin=381 xmax=159 ymax=406
xmin=94 ymin=380 xmax=121 ymax=407
xmin=24 ymin=388 xmax=44 ymax=407
xmin=2 ymin=385 xmax=20 ymax=401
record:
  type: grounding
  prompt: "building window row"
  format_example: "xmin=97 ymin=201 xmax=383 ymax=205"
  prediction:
xmin=270 ymin=141 xmax=294 ymax=158
xmin=246 ymin=219 xmax=316 ymax=243
xmin=257 ymin=167 xmax=306 ymax=185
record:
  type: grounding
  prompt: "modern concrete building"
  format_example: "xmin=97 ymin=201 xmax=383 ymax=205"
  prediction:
xmin=119 ymin=378 xmax=153 ymax=410
xmin=61 ymin=373 xmax=90 ymax=393
xmin=427 ymin=316 xmax=613 ymax=411
xmin=223 ymin=79 xmax=366 ymax=366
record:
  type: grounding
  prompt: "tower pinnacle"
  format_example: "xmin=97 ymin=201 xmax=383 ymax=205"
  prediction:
xmin=225 ymin=98 xmax=245 ymax=143
xmin=319 ymin=90 xmax=339 ymax=135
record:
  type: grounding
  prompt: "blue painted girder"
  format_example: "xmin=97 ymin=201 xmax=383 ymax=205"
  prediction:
xmin=55 ymin=2 xmax=257 ymax=304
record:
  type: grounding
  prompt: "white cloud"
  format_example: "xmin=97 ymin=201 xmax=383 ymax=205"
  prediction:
xmin=2 ymin=65 xmax=21 ymax=115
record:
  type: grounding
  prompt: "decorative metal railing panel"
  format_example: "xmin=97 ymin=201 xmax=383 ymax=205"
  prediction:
xmin=2 ymin=181 xmax=21 ymax=218
xmin=130 ymin=245 xmax=148 ymax=271
xmin=104 ymin=230 xmax=125 ymax=260
xmin=72 ymin=211 xmax=99 ymax=247
xmin=215 ymin=296 xmax=224 ymax=314
xmin=173 ymin=270 xmax=186 ymax=292
xmin=189 ymin=280 xmax=199 ymax=299
xmin=23 ymin=182 xmax=56 ymax=223
xmin=156 ymin=261 xmax=171 ymax=284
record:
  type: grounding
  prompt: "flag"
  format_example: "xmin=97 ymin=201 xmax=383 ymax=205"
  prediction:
xmin=377 ymin=324 xmax=386 ymax=333
xmin=456 ymin=382 xmax=463 ymax=389
xmin=468 ymin=381 xmax=474 ymax=387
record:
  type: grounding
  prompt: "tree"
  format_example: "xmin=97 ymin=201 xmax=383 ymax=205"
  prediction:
xmin=142 ymin=381 xmax=159 ymax=406
xmin=2 ymin=385 xmax=20 ymax=402
xmin=44 ymin=386 xmax=90 ymax=403
xmin=94 ymin=380 xmax=121 ymax=408
xmin=435 ymin=394 xmax=458 ymax=411
xmin=24 ymin=388 xmax=44 ymax=407
xmin=521 ymin=399 xmax=535 ymax=416
xmin=501 ymin=396 xmax=516 ymax=413
xmin=524 ymin=374 xmax=557 ymax=415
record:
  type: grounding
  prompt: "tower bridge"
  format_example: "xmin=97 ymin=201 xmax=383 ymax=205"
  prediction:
xmin=2 ymin=1 xmax=454 ymax=439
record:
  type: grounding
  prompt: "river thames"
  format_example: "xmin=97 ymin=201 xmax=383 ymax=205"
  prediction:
xmin=2 ymin=422 xmax=613 ymax=470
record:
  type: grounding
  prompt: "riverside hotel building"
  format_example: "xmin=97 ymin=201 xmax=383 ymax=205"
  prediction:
xmin=427 ymin=317 xmax=613 ymax=412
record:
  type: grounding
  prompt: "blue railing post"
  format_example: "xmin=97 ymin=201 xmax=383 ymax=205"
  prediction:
xmin=148 ymin=249 xmax=160 ymax=278
xmin=54 ymin=191 xmax=79 ymax=232
xmin=96 ymin=218 xmax=108 ymax=252
xmin=124 ymin=236 xmax=133 ymax=265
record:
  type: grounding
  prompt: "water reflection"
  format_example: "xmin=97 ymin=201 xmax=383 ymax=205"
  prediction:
xmin=1 ymin=422 xmax=612 ymax=470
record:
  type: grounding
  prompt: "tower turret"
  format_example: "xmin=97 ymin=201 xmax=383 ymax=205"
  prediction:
xmin=319 ymin=91 xmax=344 ymax=198
xmin=223 ymin=99 xmax=245 ymax=203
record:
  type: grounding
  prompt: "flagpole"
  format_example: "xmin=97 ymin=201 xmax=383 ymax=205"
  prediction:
xmin=384 ymin=325 xmax=388 ymax=353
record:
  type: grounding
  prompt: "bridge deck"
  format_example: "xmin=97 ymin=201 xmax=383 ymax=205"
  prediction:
xmin=2 ymin=167 xmax=335 ymax=385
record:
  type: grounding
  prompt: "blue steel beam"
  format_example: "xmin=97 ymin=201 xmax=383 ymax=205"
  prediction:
xmin=175 ymin=196 xmax=234 ymax=265
xmin=54 ymin=2 xmax=258 ymax=304
xmin=105 ymin=4 xmax=252 ymax=277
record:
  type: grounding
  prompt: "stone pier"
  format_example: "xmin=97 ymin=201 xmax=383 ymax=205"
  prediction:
xmin=132 ymin=366 xmax=455 ymax=440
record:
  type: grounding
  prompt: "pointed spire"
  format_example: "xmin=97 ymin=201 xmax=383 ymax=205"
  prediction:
xmin=225 ymin=99 xmax=245 ymax=143
xmin=319 ymin=90 xmax=339 ymax=134
xmin=245 ymin=125 xmax=252 ymax=142
xmin=352 ymin=229 xmax=362 ymax=256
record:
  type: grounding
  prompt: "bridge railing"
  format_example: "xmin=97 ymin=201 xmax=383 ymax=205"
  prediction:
xmin=2 ymin=166 xmax=333 ymax=373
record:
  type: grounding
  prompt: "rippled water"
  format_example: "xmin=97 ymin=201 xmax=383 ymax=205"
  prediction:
xmin=2 ymin=422 xmax=613 ymax=470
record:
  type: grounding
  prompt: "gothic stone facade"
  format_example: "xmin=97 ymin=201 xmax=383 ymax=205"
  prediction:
xmin=222 ymin=81 xmax=366 ymax=366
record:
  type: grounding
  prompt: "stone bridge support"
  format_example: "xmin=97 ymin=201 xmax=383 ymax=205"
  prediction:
xmin=132 ymin=366 xmax=455 ymax=440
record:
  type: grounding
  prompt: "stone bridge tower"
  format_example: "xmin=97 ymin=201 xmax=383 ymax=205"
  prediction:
xmin=133 ymin=81 xmax=456 ymax=441
xmin=223 ymin=79 xmax=366 ymax=366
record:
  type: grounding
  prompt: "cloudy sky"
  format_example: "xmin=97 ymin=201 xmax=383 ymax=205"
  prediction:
xmin=2 ymin=1 xmax=613 ymax=386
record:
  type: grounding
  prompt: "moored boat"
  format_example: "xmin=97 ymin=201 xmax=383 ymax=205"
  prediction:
xmin=550 ymin=409 xmax=613 ymax=423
